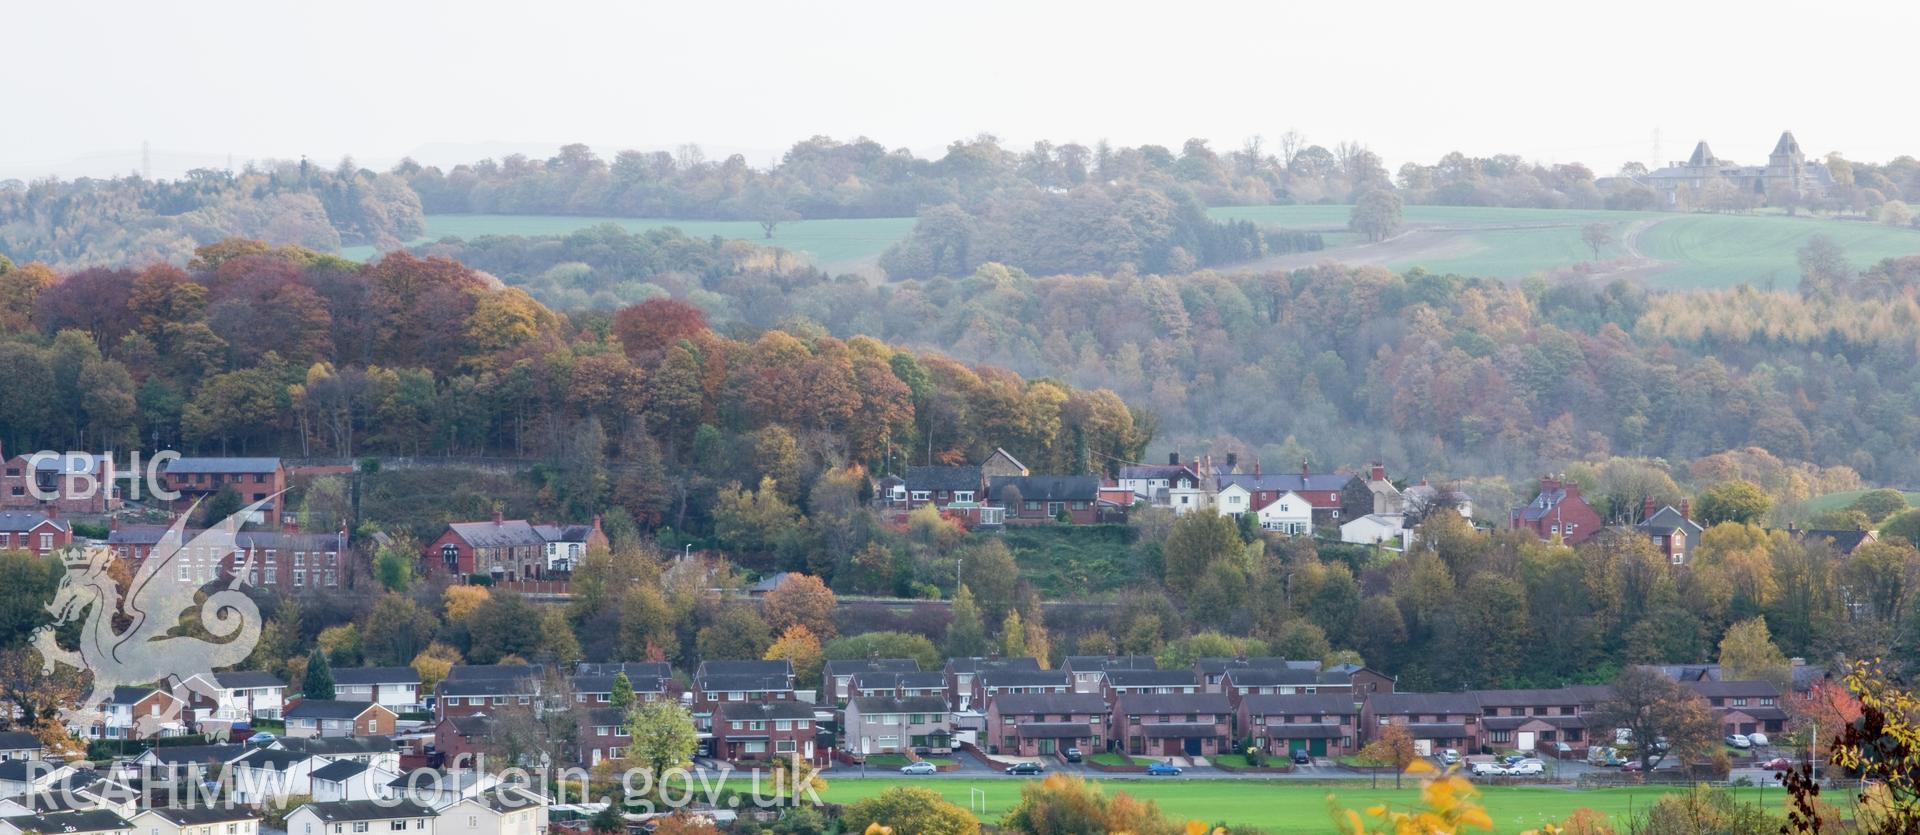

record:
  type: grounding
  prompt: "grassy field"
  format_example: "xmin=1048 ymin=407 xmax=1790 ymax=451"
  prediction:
xmin=340 ymin=214 xmax=916 ymax=271
xmin=992 ymin=525 xmax=1143 ymax=596
xmin=1207 ymin=205 xmax=1648 ymax=230
xmin=1634 ymin=213 xmax=1920 ymax=290
xmin=1796 ymin=488 xmax=1920 ymax=516
xmin=816 ymin=778 xmax=1702 ymax=834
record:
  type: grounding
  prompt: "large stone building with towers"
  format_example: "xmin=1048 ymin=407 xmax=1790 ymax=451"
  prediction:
xmin=1642 ymin=131 xmax=1831 ymax=208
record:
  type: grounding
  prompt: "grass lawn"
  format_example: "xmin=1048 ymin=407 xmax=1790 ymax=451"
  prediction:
xmin=816 ymin=778 xmax=1697 ymax=834
xmin=340 ymin=214 xmax=917 ymax=272
xmin=1798 ymin=488 xmax=1920 ymax=516
xmin=1634 ymin=213 xmax=1920 ymax=290
xmin=1087 ymin=753 xmax=1158 ymax=767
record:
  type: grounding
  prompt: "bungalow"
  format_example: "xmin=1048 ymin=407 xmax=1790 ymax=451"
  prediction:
xmin=1099 ymin=670 xmax=1201 ymax=703
xmin=1340 ymin=514 xmax=1411 ymax=550
xmin=847 ymin=671 xmax=947 ymax=704
xmin=284 ymin=701 xmax=396 ymax=739
xmin=1111 ymin=692 xmax=1233 ymax=758
xmin=822 ymin=659 xmax=921 ymax=706
xmin=1060 ymin=656 xmax=1157 ymax=694
xmin=984 ymin=692 xmax=1108 ymax=758
xmin=902 ymin=466 xmax=982 ymax=510
xmin=1239 ymin=693 xmax=1363 ymax=758
xmin=710 ymin=703 xmax=822 ymax=765
xmin=158 ymin=457 xmax=286 ymax=526
xmin=1689 ymin=680 xmax=1787 ymax=737
xmin=1509 ymin=476 xmax=1602 ymax=546
xmin=1363 ymin=693 xmax=1482 ymax=756
xmin=987 ymin=476 xmax=1105 ymax=525
xmin=944 ymin=657 xmax=1042 ymax=711
xmin=285 ymin=800 xmax=437 ymax=835
xmin=0 ymin=734 xmax=41 ymax=763
xmin=1636 ymin=500 xmax=1702 ymax=565
xmin=691 ymin=660 xmax=795 ymax=710
xmin=0 ymin=510 xmax=72 ymax=557
xmin=129 ymin=805 xmax=260 ymax=835
xmin=577 ymin=708 xmax=631 ymax=767
xmin=331 ymin=668 xmax=422 ymax=713
xmin=184 ymin=670 xmax=288 ymax=726
xmin=842 ymin=696 xmax=953 ymax=756
xmin=0 ymin=810 xmax=131 ymax=835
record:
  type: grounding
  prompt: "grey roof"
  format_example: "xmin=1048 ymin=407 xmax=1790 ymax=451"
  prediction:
xmin=533 ymin=523 xmax=596 ymax=544
xmin=1239 ymin=693 xmax=1362 ymax=716
xmin=854 ymin=671 xmax=946 ymax=690
xmin=697 ymin=660 xmax=791 ymax=678
xmin=439 ymin=716 xmax=492 ymax=736
xmin=0 ymin=761 xmax=66 ymax=783
xmin=1773 ymin=132 xmax=1801 ymax=157
xmin=1112 ymin=692 xmax=1232 ymax=715
xmin=137 ymin=744 xmax=246 ymax=766
xmin=848 ymin=696 xmax=949 ymax=715
xmin=574 ymin=662 xmax=672 ymax=678
xmin=1224 ymin=667 xmax=1339 ymax=687
xmin=446 ymin=520 xmax=546 ymax=549
xmin=437 ymin=678 xmax=535 ymax=698
xmin=1404 ymin=723 xmax=1472 ymax=739
xmin=978 ymin=670 xmax=1072 ymax=689
xmin=904 ymin=466 xmax=981 ymax=492
xmin=1688 ymin=680 xmax=1781 ymax=699
xmin=213 ymin=671 xmax=286 ymax=689
xmin=570 ymin=674 xmax=666 ymax=694
xmin=296 ymin=800 xmax=437 ymax=822
xmin=747 ymin=572 xmax=790 ymax=594
xmin=1015 ymin=722 xmax=1099 ymax=738
xmin=0 ymin=732 xmax=41 ymax=751
xmin=165 ymin=458 xmax=281 ymax=475
xmin=0 ymin=810 xmax=131 ymax=834
xmin=1467 ymin=686 xmax=1611 ymax=707
xmin=331 ymin=666 xmax=421 ymax=686
xmin=1687 ymin=141 xmax=1717 ymax=167
xmin=1514 ymin=483 xmax=1587 ymax=522
xmin=1637 ymin=506 xmax=1703 ymax=539
xmin=285 ymin=699 xmax=384 ymax=720
xmin=138 ymin=807 xmax=259 ymax=826
xmin=385 ymin=771 xmax=486 ymax=792
xmin=1794 ymin=529 xmax=1875 ymax=555
xmin=310 ymin=760 xmax=371 ymax=782
xmin=695 ymin=674 xmax=793 ymax=693
xmin=447 ymin=664 xmax=544 ymax=680
xmin=108 ymin=686 xmax=156 ymax=706
xmin=988 ymin=692 xmax=1107 ymax=715
xmin=1215 ymin=472 xmax=1351 ymax=494
xmin=824 ymin=658 xmax=921 ymax=678
xmin=277 ymin=736 xmax=395 ymax=757
xmin=987 ymin=475 xmax=1101 ymax=503
xmin=1196 ymin=657 xmax=1314 ymax=675
xmin=1367 ymin=693 xmax=1483 ymax=715
xmin=0 ymin=512 xmax=66 ymax=534
xmin=1103 ymin=670 xmax=1201 ymax=688
xmin=1116 ymin=465 xmax=1194 ymax=481
xmin=1063 ymin=655 xmax=1158 ymax=673
xmin=714 ymin=702 xmax=816 ymax=722
xmin=235 ymin=748 xmax=315 ymax=772
xmin=946 ymin=657 xmax=1042 ymax=674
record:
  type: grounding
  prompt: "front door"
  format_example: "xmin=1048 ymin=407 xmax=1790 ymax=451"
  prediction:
xmin=1047 ymin=502 xmax=1064 ymax=517
xmin=1184 ymin=737 xmax=1202 ymax=757
xmin=1310 ymin=738 xmax=1328 ymax=756
xmin=1038 ymin=739 xmax=1055 ymax=755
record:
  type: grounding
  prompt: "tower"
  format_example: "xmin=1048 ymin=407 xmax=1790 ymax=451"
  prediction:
xmin=1766 ymin=130 xmax=1806 ymax=195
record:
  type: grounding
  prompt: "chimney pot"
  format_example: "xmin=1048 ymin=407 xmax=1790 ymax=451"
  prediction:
xmin=1370 ymin=463 xmax=1386 ymax=482
xmin=1679 ymin=499 xmax=1690 ymax=520
xmin=1643 ymin=497 xmax=1656 ymax=521
xmin=493 ymin=509 xmax=504 ymax=525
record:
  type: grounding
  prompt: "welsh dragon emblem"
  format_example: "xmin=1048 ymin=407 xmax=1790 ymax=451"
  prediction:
xmin=32 ymin=496 xmax=277 ymax=739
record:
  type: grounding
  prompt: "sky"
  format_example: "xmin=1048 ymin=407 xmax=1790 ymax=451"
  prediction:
xmin=5 ymin=0 xmax=1916 ymax=181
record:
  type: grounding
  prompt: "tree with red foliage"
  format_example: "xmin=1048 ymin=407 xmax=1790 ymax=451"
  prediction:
xmin=1790 ymin=677 xmax=1863 ymax=761
xmin=612 ymin=298 xmax=708 ymax=360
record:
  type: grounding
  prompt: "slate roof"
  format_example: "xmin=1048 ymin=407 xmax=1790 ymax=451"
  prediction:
xmin=987 ymin=475 xmax=1101 ymax=502
xmin=697 ymin=660 xmax=791 ymax=678
xmin=823 ymin=659 xmax=922 ymax=678
xmin=570 ymin=674 xmax=666 ymax=694
xmin=107 ymin=686 xmax=157 ymax=706
xmin=853 ymin=671 xmax=946 ymax=691
xmin=277 ymin=736 xmax=395 ymax=757
xmin=904 ymin=466 xmax=981 ymax=493
xmin=714 ymin=702 xmax=815 ymax=722
xmin=1224 ymin=667 xmax=1350 ymax=687
xmin=1637 ymin=507 xmax=1703 ymax=539
xmin=1116 ymin=465 xmax=1194 ymax=481
xmin=1794 ymin=528 xmax=1876 ymax=556
xmin=1063 ymin=655 xmax=1158 ymax=673
xmin=437 ymin=678 xmax=535 ymax=698
xmin=296 ymin=800 xmax=437 ymax=822
xmin=0 ymin=512 xmax=66 ymax=534
xmin=165 ymin=457 xmax=281 ymax=475
xmin=0 ymin=810 xmax=131 ymax=834
xmin=978 ymin=670 xmax=1072 ymax=689
xmin=447 ymin=664 xmax=544 ymax=680
xmin=212 ymin=671 xmax=286 ymax=689
xmin=946 ymin=657 xmax=1043 ymax=674
xmin=285 ymin=699 xmax=383 ymax=720
xmin=136 ymin=744 xmax=246 ymax=766
xmin=1515 ymin=484 xmax=1583 ymax=522
xmin=1687 ymin=141 xmax=1718 ymax=167
xmin=1215 ymin=472 xmax=1352 ymax=493
xmin=0 ymin=761 xmax=66 ymax=783
xmin=987 ymin=693 xmax=1107 ymax=715
xmin=532 ymin=524 xmax=595 ymax=544
xmin=696 ymin=674 xmax=793 ymax=693
xmin=446 ymin=520 xmax=546 ymax=549
xmin=1239 ymin=693 xmax=1363 ymax=716
xmin=1195 ymin=657 xmax=1315 ymax=675
xmin=1688 ymin=680 xmax=1781 ymax=699
xmin=1103 ymin=670 xmax=1201 ymax=688
xmin=574 ymin=662 xmax=672 ymax=678
xmin=137 ymin=807 xmax=259 ymax=825
xmin=0 ymin=732 xmax=41 ymax=751
xmin=331 ymin=667 xmax=421 ymax=686
xmin=1015 ymin=722 xmax=1099 ymax=737
xmin=1404 ymin=723 xmax=1472 ymax=739
xmin=848 ymin=696 xmax=949 ymax=715
xmin=310 ymin=760 xmax=371 ymax=782
xmin=1367 ymin=693 xmax=1483 ymax=715
xmin=1112 ymin=692 xmax=1232 ymax=715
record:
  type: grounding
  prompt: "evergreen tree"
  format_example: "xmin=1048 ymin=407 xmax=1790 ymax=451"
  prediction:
xmin=303 ymin=647 xmax=335 ymax=700
xmin=609 ymin=672 xmax=634 ymax=712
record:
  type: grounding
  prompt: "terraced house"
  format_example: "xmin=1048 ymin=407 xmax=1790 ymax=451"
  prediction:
xmin=823 ymin=658 xmax=921 ymax=705
xmin=1238 ymin=693 xmax=1362 ymax=758
xmin=1110 ymin=692 xmax=1233 ymax=758
xmin=709 ymin=702 xmax=823 ymax=765
xmin=985 ymin=692 xmax=1108 ymax=757
xmin=842 ymin=696 xmax=953 ymax=755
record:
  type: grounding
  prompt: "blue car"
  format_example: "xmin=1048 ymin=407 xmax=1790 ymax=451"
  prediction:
xmin=1146 ymin=762 xmax=1183 ymax=776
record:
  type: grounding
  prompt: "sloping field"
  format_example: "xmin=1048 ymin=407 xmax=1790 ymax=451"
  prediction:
xmin=340 ymin=214 xmax=915 ymax=271
xmin=1633 ymin=213 xmax=1920 ymax=290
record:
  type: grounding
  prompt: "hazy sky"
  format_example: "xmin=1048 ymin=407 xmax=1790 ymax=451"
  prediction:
xmin=7 ymin=0 xmax=1915 ymax=181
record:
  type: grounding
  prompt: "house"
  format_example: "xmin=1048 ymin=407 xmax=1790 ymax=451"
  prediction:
xmin=568 ymin=668 xmax=669 ymax=709
xmin=430 ymin=717 xmax=493 ymax=770
xmin=576 ymin=708 xmax=632 ymax=767
xmin=275 ymin=736 xmax=402 ymax=772
xmin=984 ymin=692 xmax=1109 ymax=757
xmin=531 ymin=519 xmax=608 ymax=574
xmin=158 ymin=458 xmax=286 ymax=526
xmin=709 ymin=703 xmax=822 ymax=765
xmin=228 ymin=747 xmax=328 ymax=804
xmin=1220 ymin=667 xmax=1363 ymax=703
xmin=285 ymin=800 xmax=437 ymax=835
xmin=1099 ymin=670 xmax=1201 ymax=702
xmin=1340 ymin=514 xmax=1410 ymax=550
xmin=822 ymin=659 xmax=921 ymax=706
xmin=842 ymin=696 xmax=953 ymax=756
xmin=1110 ymin=692 xmax=1233 ymax=758
xmin=1193 ymin=657 xmax=1316 ymax=694
xmin=943 ymin=657 xmax=1042 ymax=711
xmin=1239 ymin=693 xmax=1363 ymax=758
xmin=0 ymin=511 xmax=71 ymax=558
xmin=986 ymin=476 xmax=1105 ymax=524
xmin=1362 ymin=693 xmax=1482 ymax=756
xmin=384 ymin=770 xmax=499 ymax=807
xmin=848 ymin=671 xmax=947 ymax=703
xmin=128 ymin=744 xmax=251 ymax=782
xmin=979 ymin=448 xmax=1030 ymax=482
xmin=690 ymin=660 xmax=795 ymax=710
xmin=1469 ymin=686 xmax=1609 ymax=756
xmin=1509 ymin=476 xmax=1603 ymax=545
xmin=1215 ymin=465 xmax=1353 ymax=526
xmin=284 ymin=700 xmax=397 ymax=739
xmin=0 ymin=449 xmax=115 ymax=515
xmin=111 ymin=526 xmax=352 ymax=593
xmin=332 ymin=668 xmax=422 ymax=712
xmin=129 ymin=805 xmax=260 ymax=835
xmin=423 ymin=513 xmax=552 ymax=582
xmin=437 ymin=788 xmax=548 ymax=835
xmin=0 ymin=810 xmax=131 ymax=835
xmin=1252 ymin=492 xmax=1314 ymax=535
xmin=1640 ymin=659 xmax=1828 ymax=695
xmin=309 ymin=759 xmax=398 ymax=803
xmin=1404 ymin=481 xmax=1472 ymax=520
xmin=1791 ymin=527 xmax=1879 ymax=557
xmin=1060 ymin=656 xmax=1158 ymax=694
xmin=1688 ymin=681 xmax=1788 ymax=737
xmin=969 ymin=669 xmax=1071 ymax=713
xmin=0 ymin=762 xmax=75 ymax=800
xmin=184 ymin=670 xmax=288 ymax=726
xmin=1636 ymin=500 xmax=1702 ymax=565
xmin=1116 ymin=455 xmax=1200 ymax=508
xmin=435 ymin=672 xmax=541 ymax=721
xmin=0 ymin=734 xmax=41 ymax=763
xmin=70 ymin=687 xmax=187 ymax=740
xmin=1341 ymin=464 xmax=1403 ymax=519
xmin=0 ymin=773 xmax=137 ymax=819
xmin=901 ymin=466 xmax=982 ymax=510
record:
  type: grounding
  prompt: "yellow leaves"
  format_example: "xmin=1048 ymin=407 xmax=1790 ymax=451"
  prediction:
xmin=1331 ymin=765 xmax=1494 ymax=835
xmin=862 ymin=824 xmax=891 ymax=835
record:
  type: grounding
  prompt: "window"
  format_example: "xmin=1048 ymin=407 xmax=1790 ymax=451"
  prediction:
xmin=953 ymin=491 xmax=973 ymax=502
xmin=466 ymin=819 xmax=476 ymax=829
xmin=293 ymin=570 xmax=305 ymax=587
xmin=749 ymin=720 xmax=766 ymax=731
xmin=39 ymin=533 xmax=52 ymax=550
xmin=909 ymin=491 xmax=930 ymax=502
xmin=615 ymin=727 xmax=629 ymax=737
xmin=394 ymin=824 xmax=409 ymax=832
xmin=775 ymin=720 xmax=792 ymax=731
xmin=353 ymin=825 xmax=369 ymax=834
xmin=294 ymin=552 xmax=306 ymax=567
xmin=775 ymin=739 xmax=796 ymax=753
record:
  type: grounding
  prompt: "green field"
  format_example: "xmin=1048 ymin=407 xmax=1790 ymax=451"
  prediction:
xmin=1797 ymin=488 xmax=1920 ymax=516
xmin=340 ymin=214 xmax=916 ymax=271
xmin=1634 ymin=213 xmax=1920 ymax=289
xmin=1207 ymin=204 xmax=1648 ymax=230
xmin=816 ymin=778 xmax=1707 ymax=834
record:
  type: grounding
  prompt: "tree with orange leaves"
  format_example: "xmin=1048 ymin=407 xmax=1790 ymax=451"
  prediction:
xmin=1789 ymin=677 xmax=1862 ymax=760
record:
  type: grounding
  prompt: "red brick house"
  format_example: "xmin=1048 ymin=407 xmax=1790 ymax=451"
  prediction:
xmin=1509 ymin=476 xmax=1603 ymax=545
xmin=692 ymin=660 xmax=796 ymax=711
xmin=710 ymin=702 xmax=823 ymax=765
xmin=986 ymin=476 xmax=1106 ymax=525
xmin=422 ymin=513 xmax=549 ymax=581
xmin=1362 ymin=693 xmax=1482 ymax=756
xmin=577 ymin=708 xmax=631 ymax=767
xmin=0 ymin=449 xmax=115 ymax=514
xmin=430 ymin=715 xmax=492 ymax=769
xmin=823 ymin=658 xmax=921 ymax=706
xmin=434 ymin=667 xmax=542 ymax=721
xmin=0 ymin=510 xmax=72 ymax=557
xmin=283 ymin=700 xmax=397 ymax=739
xmin=1214 ymin=465 xmax=1354 ymax=526
xmin=105 ymin=523 xmax=354 ymax=594
xmin=1688 ymin=680 xmax=1787 ymax=737
xmin=984 ymin=692 xmax=1107 ymax=757
xmin=1468 ymin=686 xmax=1608 ymax=755
xmin=159 ymin=458 xmax=286 ymax=525
xmin=849 ymin=671 xmax=948 ymax=703
xmin=970 ymin=669 xmax=1072 ymax=712
xmin=1111 ymin=692 xmax=1233 ymax=758
xmin=944 ymin=657 xmax=1042 ymax=711
xmin=1238 ymin=693 xmax=1362 ymax=758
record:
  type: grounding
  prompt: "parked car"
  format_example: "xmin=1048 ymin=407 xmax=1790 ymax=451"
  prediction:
xmin=1470 ymin=761 xmax=1508 ymax=777
xmin=1146 ymin=762 xmax=1183 ymax=776
xmin=1620 ymin=761 xmax=1644 ymax=773
xmin=1440 ymin=749 xmax=1460 ymax=765
xmin=1507 ymin=759 xmax=1545 ymax=776
xmin=1292 ymin=750 xmax=1312 ymax=765
xmin=246 ymin=732 xmax=276 ymax=745
xmin=900 ymin=761 xmax=938 ymax=775
xmin=1005 ymin=762 xmax=1045 ymax=775
xmin=1758 ymin=757 xmax=1792 ymax=770
xmin=1748 ymin=732 xmax=1770 ymax=747
xmin=1063 ymin=747 xmax=1083 ymax=763
xmin=1726 ymin=734 xmax=1752 ymax=749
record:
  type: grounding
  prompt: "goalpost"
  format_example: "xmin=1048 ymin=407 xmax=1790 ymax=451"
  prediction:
xmin=970 ymin=788 xmax=987 ymax=814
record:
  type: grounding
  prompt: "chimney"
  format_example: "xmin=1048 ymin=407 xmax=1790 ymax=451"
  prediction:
xmin=1253 ymin=456 xmax=1260 ymax=476
xmin=283 ymin=515 xmax=299 ymax=533
xmin=43 ymin=504 xmax=57 ymax=521
xmin=1370 ymin=463 xmax=1386 ymax=482
xmin=1225 ymin=452 xmax=1238 ymax=471
xmin=1642 ymin=497 xmax=1656 ymax=521
xmin=1169 ymin=452 xmax=1180 ymax=466
xmin=1679 ymin=499 xmax=1690 ymax=520
xmin=1301 ymin=459 xmax=1310 ymax=480
xmin=493 ymin=509 xmax=504 ymax=526
xmin=591 ymin=515 xmax=603 ymax=533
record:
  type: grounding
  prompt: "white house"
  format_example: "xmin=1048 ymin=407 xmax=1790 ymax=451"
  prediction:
xmin=273 ymin=737 xmax=401 ymax=773
xmin=184 ymin=671 xmax=287 ymax=725
xmin=71 ymin=687 xmax=188 ymax=741
xmin=437 ymin=789 xmax=548 ymax=835
xmin=384 ymin=770 xmax=499 ymax=807
xmin=129 ymin=805 xmax=260 ymax=835
xmin=0 ymin=762 xmax=74 ymax=800
xmin=1340 ymin=513 xmax=1412 ymax=550
xmin=285 ymin=800 xmax=436 ymax=835
xmin=331 ymin=668 xmax=422 ymax=713
xmin=310 ymin=761 xmax=400 ymax=803
xmin=0 ymin=772 xmax=138 ymax=819
xmin=228 ymin=748 xmax=329 ymax=804
xmin=0 ymin=734 xmax=41 ymax=763
xmin=1214 ymin=483 xmax=1254 ymax=518
xmin=1403 ymin=482 xmax=1473 ymax=521
xmin=1255 ymin=492 xmax=1313 ymax=535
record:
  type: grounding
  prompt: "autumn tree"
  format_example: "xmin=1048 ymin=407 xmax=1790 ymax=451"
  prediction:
xmin=762 ymin=573 xmax=838 ymax=639
xmin=1162 ymin=512 xmax=1243 ymax=599
xmin=1717 ymin=617 xmax=1790 ymax=689
xmin=946 ymin=585 xmax=988 ymax=657
xmin=764 ymin=625 xmax=824 ymax=689
xmin=1589 ymin=666 xmax=1719 ymax=773
xmin=1358 ymin=724 xmax=1419 ymax=788
xmin=823 ymin=631 xmax=942 ymax=671
xmin=840 ymin=787 xmax=978 ymax=835
xmin=695 ymin=605 xmax=773 ymax=660
xmin=626 ymin=700 xmax=699 ymax=780
xmin=1349 ymin=188 xmax=1404 ymax=242
xmin=1000 ymin=775 xmax=1186 ymax=835
xmin=1695 ymin=480 xmax=1772 ymax=526
xmin=1581 ymin=223 xmax=1614 ymax=261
